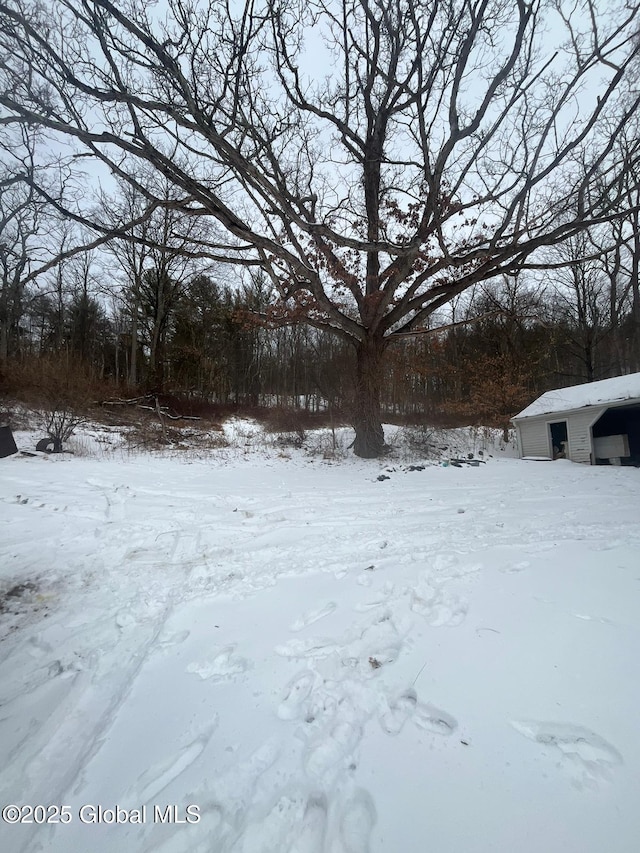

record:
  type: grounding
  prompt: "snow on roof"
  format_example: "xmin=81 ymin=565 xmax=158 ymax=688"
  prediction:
xmin=513 ymin=372 xmax=640 ymax=420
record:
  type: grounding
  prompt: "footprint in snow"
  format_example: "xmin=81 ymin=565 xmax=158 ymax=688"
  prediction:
xmin=379 ymin=689 xmax=418 ymax=736
xmin=155 ymin=629 xmax=191 ymax=651
xmin=339 ymin=789 xmax=377 ymax=853
xmin=115 ymin=608 xmax=137 ymax=630
xmin=27 ymin=634 xmax=53 ymax=657
xmin=427 ymin=600 xmax=467 ymax=628
xmin=287 ymin=793 xmax=327 ymax=853
xmin=572 ymin=613 xmax=613 ymax=625
xmin=510 ymin=720 xmax=622 ymax=789
xmin=414 ymin=702 xmax=458 ymax=735
xmin=237 ymin=793 xmax=305 ymax=853
xmin=435 ymin=558 xmax=483 ymax=580
xmin=290 ymin=602 xmax=337 ymax=633
xmin=305 ymin=718 xmax=363 ymax=779
xmin=131 ymin=721 xmax=218 ymax=804
xmin=410 ymin=584 xmax=467 ymax=627
xmin=186 ymin=645 xmax=249 ymax=681
xmin=275 ymin=637 xmax=337 ymax=660
xmin=355 ymin=582 xmax=395 ymax=612
xmin=499 ymin=560 xmax=530 ymax=574
xmin=341 ymin=614 xmax=404 ymax=676
xmin=277 ymin=671 xmax=316 ymax=720
xmin=103 ymin=488 xmax=127 ymax=522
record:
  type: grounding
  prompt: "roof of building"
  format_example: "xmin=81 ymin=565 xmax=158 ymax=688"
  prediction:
xmin=513 ymin=372 xmax=640 ymax=420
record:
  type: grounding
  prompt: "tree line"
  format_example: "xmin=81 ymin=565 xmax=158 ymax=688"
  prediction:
xmin=2 ymin=194 xmax=639 ymax=435
xmin=1 ymin=1 xmax=639 ymax=452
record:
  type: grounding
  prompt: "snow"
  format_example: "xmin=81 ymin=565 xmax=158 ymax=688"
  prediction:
xmin=513 ymin=371 xmax=640 ymax=419
xmin=1 ymin=428 xmax=639 ymax=853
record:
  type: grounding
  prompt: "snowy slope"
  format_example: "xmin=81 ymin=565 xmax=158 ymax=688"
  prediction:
xmin=0 ymin=441 xmax=639 ymax=853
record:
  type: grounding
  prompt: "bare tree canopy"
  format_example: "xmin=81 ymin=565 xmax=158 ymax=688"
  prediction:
xmin=0 ymin=0 xmax=639 ymax=455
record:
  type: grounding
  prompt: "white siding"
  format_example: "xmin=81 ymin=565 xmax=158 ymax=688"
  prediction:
xmin=518 ymin=406 xmax=607 ymax=464
xmin=518 ymin=419 xmax=551 ymax=458
xmin=566 ymin=407 xmax=606 ymax=464
xmin=515 ymin=405 xmax=609 ymax=463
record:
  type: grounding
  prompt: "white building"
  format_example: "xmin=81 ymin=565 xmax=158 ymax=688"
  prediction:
xmin=512 ymin=373 xmax=640 ymax=465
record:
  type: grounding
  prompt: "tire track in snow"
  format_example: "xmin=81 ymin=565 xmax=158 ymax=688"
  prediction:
xmin=3 ymin=519 xmax=206 ymax=853
xmin=16 ymin=599 xmax=179 ymax=853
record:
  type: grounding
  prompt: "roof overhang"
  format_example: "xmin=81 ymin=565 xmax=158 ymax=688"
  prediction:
xmin=511 ymin=397 xmax=640 ymax=424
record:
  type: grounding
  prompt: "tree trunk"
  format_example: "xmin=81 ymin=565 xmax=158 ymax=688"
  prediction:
xmin=630 ymin=211 xmax=640 ymax=373
xmin=129 ymin=281 xmax=140 ymax=388
xmin=0 ymin=319 xmax=8 ymax=366
xmin=148 ymin=326 xmax=165 ymax=390
xmin=353 ymin=336 xmax=387 ymax=458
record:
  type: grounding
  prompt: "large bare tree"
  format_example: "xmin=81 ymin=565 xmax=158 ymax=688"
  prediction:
xmin=0 ymin=0 xmax=639 ymax=455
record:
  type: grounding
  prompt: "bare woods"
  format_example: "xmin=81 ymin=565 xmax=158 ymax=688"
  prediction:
xmin=1 ymin=1 xmax=639 ymax=453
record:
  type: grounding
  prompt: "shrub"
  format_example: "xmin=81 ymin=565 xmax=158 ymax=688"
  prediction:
xmin=16 ymin=354 xmax=97 ymax=451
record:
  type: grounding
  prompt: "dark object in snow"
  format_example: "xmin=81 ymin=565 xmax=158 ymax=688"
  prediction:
xmin=377 ymin=474 xmax=390 ymax=481
xmin=0 ymin=580 xmax=37 ymax=613
xmin=451 ymin=458 xmax=486 ymax=466
xmin=0 ymin=425 xmax=18 ymax=458
xmin=450 ymin=461 xmax=462 ymax=468
xmin=406 ymin=465 xmax=425 ymax=472
xmin=36 ymin=437 xmax=63 ymax=453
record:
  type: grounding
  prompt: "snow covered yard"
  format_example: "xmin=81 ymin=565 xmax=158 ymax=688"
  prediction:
xmin=1 ymin=441 xmax=639 ymax=853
